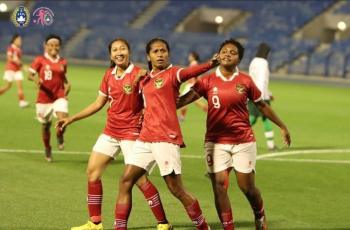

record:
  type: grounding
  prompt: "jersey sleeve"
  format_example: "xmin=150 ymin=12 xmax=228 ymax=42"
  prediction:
xmin=99 ymin=70 xmax=110 ymax=97
xmin=176 ymin=62 xmax=212 ymax=83
xmin=29 ymin=56 xmax=42 ymax=74
xmin=248 ymin=77 xmax=262 ymax=102
xmin=192 ymin=76 xmax=208 ymax=97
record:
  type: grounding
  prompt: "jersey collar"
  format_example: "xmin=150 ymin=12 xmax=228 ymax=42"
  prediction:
xmin=111 ymin=63 xmax=134 ymax=80
xmin=150 ymin=64 xmax=172 ymax=78
xmin=216 ymin=66 xmax=239 ymax=81
xmin=44 ymin=53 xmax=60 ymax=63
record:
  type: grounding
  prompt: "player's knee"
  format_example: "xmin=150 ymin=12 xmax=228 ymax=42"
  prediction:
xmin=239 ymin=184 xmax=256 ymax=196
xmin=86 ymin=168 xmax=101 ymax=182
xmin=119 ymin=174 xmax=135 ymax=192
xmin=167 ymin=182 xmax=186 ymax=199
xmin=213 ymin=180 xmax=227 ymax=193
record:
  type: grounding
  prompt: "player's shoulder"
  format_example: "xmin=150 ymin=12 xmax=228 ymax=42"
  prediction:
xmin=238 ymin=70 xmax=252 ymax=80
xmin=33 ymin=55 xmax=45 ymax=62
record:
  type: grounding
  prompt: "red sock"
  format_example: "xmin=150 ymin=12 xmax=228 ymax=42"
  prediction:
xmin=114 ymin=203 xmax=131 ymax=230
xmin=88 ymin=180 xmax=103 ymax=223
xmin=56 ymin=128 xmax=65 ymax=144
xmin=220 ymin=210 xmax=234 ymax=230
xmin=139 ymin=180 xmax=167 ymax=224
xmin=18 ymin=92 xmax=24 ymax=101
xmin=42 ymin=129 xmax=51 ymax=149
xmin=185 ymin=200 xmax=209 ymax=229
xmin=253 ymin=201 xmax=265 ymax=220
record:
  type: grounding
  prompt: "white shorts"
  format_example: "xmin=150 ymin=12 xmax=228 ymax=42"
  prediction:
xmin=205 ymin=142 xmax=257 ymax=174
xmin=3 ymin=70 xmax=23 ymax=82
xmin=92 ymin=134 xmax=135 ymax=161
xmin=36 ymin=98 xmax=68 ymax=123
xmin=126 ymin=140 xmax=181 ymax=176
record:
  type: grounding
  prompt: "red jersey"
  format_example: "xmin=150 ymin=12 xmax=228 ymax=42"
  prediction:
xmin=29 ymin=54 xmax=67 ymax=103
xmin=5 ymin=44 xmax=22 ymax=71
xmin=139 ymin=62 xmax=212 ymax=146
xmin=192 ymin=67 xmax=262 ymax=144
xmin=99 ymin=64 xmax=143 ymax=140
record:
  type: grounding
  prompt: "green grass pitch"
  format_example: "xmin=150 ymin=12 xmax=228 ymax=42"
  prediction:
xmin=0 ymin=63 xmax=349 ymax=229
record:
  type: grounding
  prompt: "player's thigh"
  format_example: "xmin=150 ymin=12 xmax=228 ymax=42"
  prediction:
xmin=14 ymin=71 xmax=24 ymax=81
xmin=232 ymin=142 xmax=257 ymax=174
xmin=53 ymin=98 xmax=68 ymax=119
xmin=36 ymin=103 xmax=53 ymax=124
xmin=92 ymin=134 xmax=122 ymax=159
xmin=125 ymin=140 xmax=155 ymax=173
xmin=151 ymin=142 xmax=181 ymax=176
xmin=120 ymin=140 xmax=136 ymax=164
xmin=205 ymin=142 xmax=233 ymax=173
xmin=3 ymin=70 xmax=15 ymax=82
xmin=87 ymin=151 xmax=114 ymax=177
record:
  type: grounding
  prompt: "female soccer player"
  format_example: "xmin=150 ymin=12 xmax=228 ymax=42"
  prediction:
xmin=56 ymin=38 xmax=171 ymax=230
xmin=178 ymin=51 xmax=207 ymax=122
xmin=28 ymin=34 xmax=71 ymax=162
xmin=0 ymin=34 xmax=29 ymax=107
xmin=177 ymin=39 xmax=291 ymax=230
xmin=113 ymin=38 xmax=219 ymax=230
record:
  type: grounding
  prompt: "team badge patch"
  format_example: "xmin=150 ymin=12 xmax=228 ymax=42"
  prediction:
xmin=236 ymin=84 xmax=246 ymax=94
xmin=11 ymin=6 xmax=30 ymax=27
xmin=154 ymin=78 xmax=164 ymax=89
xmin=123 ymin=83 xmax=133 ymax=94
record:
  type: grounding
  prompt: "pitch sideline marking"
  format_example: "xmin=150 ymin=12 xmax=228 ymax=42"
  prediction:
xmin=0 ymin=148 xmax=350 ymax=164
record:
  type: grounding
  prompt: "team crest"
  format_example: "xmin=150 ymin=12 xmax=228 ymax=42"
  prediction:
xmin=123 ymin=83 xmax=133 ymax=94
xmin=236 ymin=84 xmax=246 ymax=94
xmin=154 ymin=78 xmax=164 ymax=89
xmin=11 ymin=6 xmax=30 ymax=27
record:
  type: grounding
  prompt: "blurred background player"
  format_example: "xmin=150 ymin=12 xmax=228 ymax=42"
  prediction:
xmin=56 ymin=38 xmax=171 ymax=230
xmin=28 ymin=34 xmax=70 ymax=162
xmin=178 ymin=51 xmax=207 ymax=122
xmin=248 ymin=43 xmax=276 ymax=151
xmin=0 ymin=34 xmax=29 ymax=108
xmin=177 ymin=39 xmax=291 ymax=230
xmin=114 ymin=38 xmax=219 ymax=230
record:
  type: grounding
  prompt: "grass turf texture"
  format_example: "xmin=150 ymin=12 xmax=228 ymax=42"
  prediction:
xmin=0 ymin=63 xmax=349 ymax=229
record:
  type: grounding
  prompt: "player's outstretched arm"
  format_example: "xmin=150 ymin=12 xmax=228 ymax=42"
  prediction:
xmin=178 ymin=54 xmax=220 ymax=83
xmin=177 ymin=89 xmax=201 ymax=109
xmin=255 ymin=100 xmax=291 ymax=147
xmin=56 ymin=95 xmax=107 ymax=130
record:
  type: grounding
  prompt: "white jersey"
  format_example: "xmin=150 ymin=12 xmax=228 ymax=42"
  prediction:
xmin=248 ymin=57 xmax=270 ymax=100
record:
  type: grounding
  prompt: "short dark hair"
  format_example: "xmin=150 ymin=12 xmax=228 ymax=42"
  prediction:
xmin=145 ymin=37 xmax=170 ymax=70
xmin=255 ymin=42 xmax=271 ymax=59
xmin=10 ymin=34 xmax=21 ymax=44
xmin=108 ymin=38 xmax=131 ymax=67
xmin=218 ymin=38 xmax=244 ymax=61
xmin=45 ymin=34 xmax=62 ymax=44
xmin=189 ymin=51 xmax=200 ymax=62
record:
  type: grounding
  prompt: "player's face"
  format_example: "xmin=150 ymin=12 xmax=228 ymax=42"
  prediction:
xmin=219 ymin=43 xmax=240 ymax=68
xmin=45 ymin=39 xmax=60 ymax=58
xmin=110 ymin=40 xmax=130 ymax=69
xmin=13 ymin=37 xmax=22 ymax=47
xmin=147 ymin=41 xmax=169 ymax=71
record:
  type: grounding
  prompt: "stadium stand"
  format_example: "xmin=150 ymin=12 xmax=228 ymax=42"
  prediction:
xmin=2 ymin=0 xmax=350 ymax=78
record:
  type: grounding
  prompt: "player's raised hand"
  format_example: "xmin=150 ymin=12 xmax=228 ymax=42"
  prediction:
xmin=55 ymin=117 xmax=73 ymax=130
xmin=134 ymin=68 xmax=148 ymax=85
xmin=210 ymin=53 xmax=220 ymax=67
xmin=281 ymin=126 xmax=291 ymax=147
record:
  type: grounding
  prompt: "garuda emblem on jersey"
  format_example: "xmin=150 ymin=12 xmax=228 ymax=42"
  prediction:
xmin=154 ymin=78 xmax=164 ymax=89
xmin=236 ymin=84 xmax=246 ymax=94
xmin=123 ymin=83 xmax=133 ymax=94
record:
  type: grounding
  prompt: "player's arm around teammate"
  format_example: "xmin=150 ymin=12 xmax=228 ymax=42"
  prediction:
xmin=178 ymin=39 xmax=291 ymax=230
xmin=57 ymin=38 xmax=171 ymax=230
